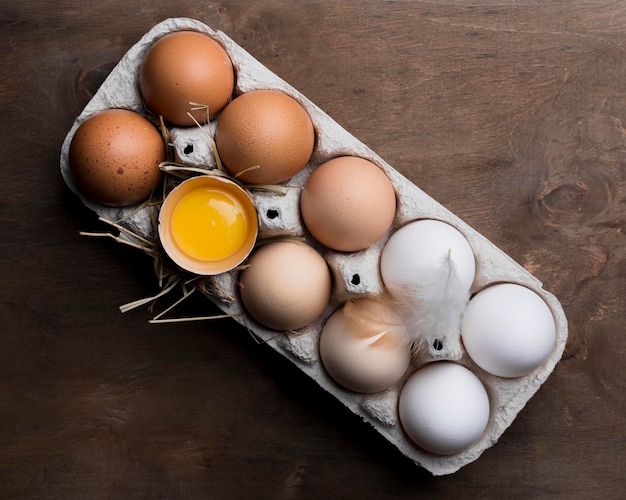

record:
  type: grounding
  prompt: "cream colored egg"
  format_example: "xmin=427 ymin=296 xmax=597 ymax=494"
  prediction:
xmin=319 ymin=297 xmax=411 ymax=393
xmin=239 ymin=240 xmax=331 ymax=331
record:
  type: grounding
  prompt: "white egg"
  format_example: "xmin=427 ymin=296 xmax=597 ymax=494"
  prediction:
xmin=380 ymin=219 xmax=476 ymax=300
xmin=398 ymin=362 xmax=490 ymax=455
xmin=379 ymin=220 xmax=476 ymax=346
xmin=461 ymin=283 xmax=556 ymax=378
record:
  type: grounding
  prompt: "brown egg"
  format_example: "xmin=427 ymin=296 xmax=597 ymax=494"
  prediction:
xmin=239 ymin=240 xmax=331 ymax=331
xmin=300 ymin=156 xmax=397 ymax=252
xmin=139 ymin=31 xmax=235 ymax=126
xmin=214 ymin=89 xmax=315 ymax=185
xmin=68 ymin=108 xmax=165 ymax=207
xmin=319 ymin=297 xmax=411 ymax=393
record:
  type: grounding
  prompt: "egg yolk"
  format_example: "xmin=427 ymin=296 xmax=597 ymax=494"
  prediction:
xmin=170 ymin=187 xmax=249 ymax=261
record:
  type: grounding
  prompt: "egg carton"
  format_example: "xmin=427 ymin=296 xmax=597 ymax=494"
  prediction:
xmin=60 ymin=17 xmax=568 ymax=476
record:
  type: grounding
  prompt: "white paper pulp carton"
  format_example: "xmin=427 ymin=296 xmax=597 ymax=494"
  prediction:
xmin=60 ymin=18 xmax=568 ymax=476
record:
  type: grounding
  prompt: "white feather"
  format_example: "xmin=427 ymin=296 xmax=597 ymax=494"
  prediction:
xmin=392 ymin=248 xmax=471 ymax=355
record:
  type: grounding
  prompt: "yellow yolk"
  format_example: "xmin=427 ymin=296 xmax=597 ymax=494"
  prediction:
xmin=170 ymin=187 xmax=249 ymax=261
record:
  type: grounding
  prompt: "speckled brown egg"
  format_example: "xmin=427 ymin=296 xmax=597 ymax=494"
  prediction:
xmin=139 ymin=30 xmax=235 ymax=126
xmin=214 ymin=89 xmax=315 ymax=185
xmin=68 ymin=108 xmax=165 ymax=207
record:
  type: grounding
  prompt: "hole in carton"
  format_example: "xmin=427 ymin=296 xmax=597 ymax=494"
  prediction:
xmin=266 ymin=209 xmax=279 ymax=219
xmin=432 ymin=338 xmax=444 ymax=351
xmin=183 ymin=143 xmax=194 ymax=155
xmin=350 ymin=273 xmax=361 ymax=285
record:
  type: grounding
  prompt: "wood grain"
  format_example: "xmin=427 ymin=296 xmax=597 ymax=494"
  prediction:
xmin=1 ymin=1 xmax=624 ymax=498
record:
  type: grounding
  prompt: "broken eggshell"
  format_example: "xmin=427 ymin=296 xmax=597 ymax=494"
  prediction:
xmin=158 ymin=175 xmax=258 ymax=276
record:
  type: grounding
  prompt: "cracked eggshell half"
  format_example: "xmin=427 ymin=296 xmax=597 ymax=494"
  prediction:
xmin=158 ymin=175 xmax=258 ymax=275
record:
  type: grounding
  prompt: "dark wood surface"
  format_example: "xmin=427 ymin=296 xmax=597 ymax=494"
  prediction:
xmin=1 ymin=2 xmax=624 ymax=498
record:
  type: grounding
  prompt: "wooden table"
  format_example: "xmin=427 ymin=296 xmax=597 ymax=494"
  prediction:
xmin=2 ymin=2 xmax=624 ymax=498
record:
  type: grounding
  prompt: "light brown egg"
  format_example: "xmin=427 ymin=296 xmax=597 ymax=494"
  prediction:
xmin=319 ymin=297 xmax=411 ymax=393
xmin=68 ymin=108 xmax=165 ymax=207
xmin=139 ymin=31 xmax=235 ymax=126
xmin=239 ymin=240 xmax=331 ymax=331
xmin=300 ymin=156 xmax=396 ymax=252
xmin=214 ymin=89 xmax=315 ymax=185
